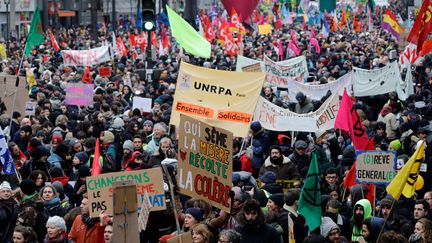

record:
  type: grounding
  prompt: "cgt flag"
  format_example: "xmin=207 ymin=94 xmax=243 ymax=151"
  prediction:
xmin=386 ymin=141 xmax=425 ymax=200
xmin=408 ymin=0 xmax=432 ymax=54
xmin=0 ymin=127 xmax=15 ymax=175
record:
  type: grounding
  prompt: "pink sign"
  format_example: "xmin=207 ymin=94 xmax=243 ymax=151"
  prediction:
xmin=65 ymin=83 xmax=94 ymax=106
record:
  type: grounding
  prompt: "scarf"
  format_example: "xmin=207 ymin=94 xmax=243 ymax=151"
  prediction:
xmin=81 ymin=214 xmax=98 ymax=228
xmin=380 ymin=105 xmax=393 ymax=117
xmin=23 ymin=193 xmax=38 ymax=203
xmin=45 ymin=197 xmax=61 ymax=207
xmin=44 ymin=231 xmax=67 ymax=243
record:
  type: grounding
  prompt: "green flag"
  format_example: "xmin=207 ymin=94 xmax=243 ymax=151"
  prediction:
xmin=319 ymin=0 xmax=336 ymax=13
xmin=166 ymin=6 xmax=210 ymax=58
xmin=298 ymin=153 xmax=322 ymax=232
xmin=25 ymin=6 xmax=44 ymax=57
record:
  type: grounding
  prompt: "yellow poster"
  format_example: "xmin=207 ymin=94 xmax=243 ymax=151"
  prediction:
xmin=170 ymin=62 xmax=266 ymax=137
xmin=0 ymin=44 xmax=6 ymax=60
xmin=258 ymin=24 xmax=272 ymax=35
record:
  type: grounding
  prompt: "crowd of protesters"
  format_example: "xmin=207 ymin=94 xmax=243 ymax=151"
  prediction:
xmin=0 ymin=1 xmax=431 ymax=243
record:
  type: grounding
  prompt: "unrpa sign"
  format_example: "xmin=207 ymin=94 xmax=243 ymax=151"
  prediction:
xmin=356 ymin=150 xmax=397 ymax=184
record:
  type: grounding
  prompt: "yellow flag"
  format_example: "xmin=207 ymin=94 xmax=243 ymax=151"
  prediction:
xmin=26 ymin=68 xmax=36 ymax=88
xmin=0 ymin=44 xmax=6 ymax=60
xmin=386 ymin=141 xmax=424 ymax=200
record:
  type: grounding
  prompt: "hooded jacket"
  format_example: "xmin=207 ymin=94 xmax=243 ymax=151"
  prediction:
xmin=235 ymin=207 xmax=281 ymax=243
xmin=351 ymin=199 xmax=372 ymax=241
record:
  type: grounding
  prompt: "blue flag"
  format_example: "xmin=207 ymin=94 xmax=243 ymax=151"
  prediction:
xmin=0 ymin=128 xmax=14 ymax=175
xmin=136 ymin=1 xmax=142 ymax=29
xmin=157 ymin=11 xmax=170 ymax=27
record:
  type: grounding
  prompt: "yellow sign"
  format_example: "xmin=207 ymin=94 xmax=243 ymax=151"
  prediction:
xmin=0 ymin=44 xmax=6 ymax=60
xmin=258 ymin=24 xmax=272 ymax=35
xmin=170 ymin=62 xmax=266 ymax=137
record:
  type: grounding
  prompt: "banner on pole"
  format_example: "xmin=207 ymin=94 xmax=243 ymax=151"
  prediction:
xmin=254 ymin=91 xmax=340 ymax=132
xmin=61 ymin=45 xmax=112 ymax=66
xmin=356 ymin=150 xmax=396 ymax=184
xmin=177 ymin=115 xmax=233 ymax=212
xmin=170 ymin=62 xmax=265 ymax=137
xmin=86 ymin=167 xmax=166 ymax=217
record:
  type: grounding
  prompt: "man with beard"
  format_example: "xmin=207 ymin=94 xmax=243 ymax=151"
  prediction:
xmin=235 ymin=199 xmax=281 ymax=243
xmin=351 ymin=199 xmax=372 ymax=241
xmin=379 ymin=197 xmax=413 ymax=238
xmin=259 ymin=145 xmax=301 ymax=180
xmin=121 ymin=140 xmax=134 ymax=170
xmin=288 ymin=140 xmax=310 ymax=178
xmin=223 ymin=186 xmax=248 ymax=230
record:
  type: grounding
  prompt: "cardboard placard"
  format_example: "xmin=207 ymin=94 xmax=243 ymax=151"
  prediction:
xmin=24 ymin=101 xmax=37 ymax=116
xmin=177 ymin=115 xmax=233 ymax=212
xmin=258 ymin=24 xmax=272 ymax=35
xmin=112 ymin=181 xmax=140 ymax=243
xmin=242 ymin=63 xmax=262 ymax=72
xmin=86 ymin=167 xmax=166 ymax=217
xmin=0 ymin=74 xmax=28 ymax=115
xmin=167 ymin=232 xmax=192 ymax=243
xmin=65 ymin=83 xmax=94 ymax=107
xmin=98 ymin=67 xmax=112 ymax=77
xmin=132 ymin=97 xmax=153 ymax=113
xmin=356 ymin=151 xmax=397 ymax=184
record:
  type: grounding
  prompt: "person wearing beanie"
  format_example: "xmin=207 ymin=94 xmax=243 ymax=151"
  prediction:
xmin=51 ymin=181 xmax=73 ymax=213
xmin=389 ymin=139 xmax=403 ymax=156
xmin=70 ymin=151 xmax=89 ymax=181
xmin=295 ymin=91 xmax=313 ymax=114
xmin=0 ymin=181 xmax=18 ymax=243
xmin=121 ymin=140 xmax=134 ymax=170
xmin=320 ymin=216 xmax=342 ymax=242
xmin=50 ymin=134 xmax=63 ymax=153
xmin=73 ymin=165 xmax=91 ymax=206
xmin=100 ymin=131 xmax=117 ymax=168
xmin=142 ymin=120 xmax=154 ymax=143
xmin=249 ymin=121 xmax=271 ymax=177
xmin=267 ymin=193 xmax=290 ymax=243
xmin=10 ymin=111 xmax=22 ymax=139
xmin=47 ymin=142 xmax=70 ymax=171
xmin=259 ymin=145 xmax=301 ymax=181
xmin=21 ymin=145 xmax=51 ymax=180
xmin=184 ymin=208 xmax=204 ymax=230
xmin=69 ymin=138 xmax=82 ymax=154
xmin=18 ymin=179 xmax=48 ymax=243
xmin=259 ymin=171 xmax=283 ymax=195
xmin=45 ymin=216 xmax=69 ymax=242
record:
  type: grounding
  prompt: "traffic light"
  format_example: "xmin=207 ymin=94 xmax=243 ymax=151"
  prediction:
xmin=142 ymin=0 xmax=156 ymax=31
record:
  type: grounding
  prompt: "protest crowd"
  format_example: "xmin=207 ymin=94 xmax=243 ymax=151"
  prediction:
xmin=1 ymin=0 xmax=432 ymax=242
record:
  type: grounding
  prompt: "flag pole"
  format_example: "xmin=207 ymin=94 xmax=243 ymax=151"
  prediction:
xmin=8 ymin=41 xmax=28 ymax=139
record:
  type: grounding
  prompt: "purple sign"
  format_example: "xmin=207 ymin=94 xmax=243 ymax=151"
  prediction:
xmin=65 ymin=83 xmax=94 ymax=106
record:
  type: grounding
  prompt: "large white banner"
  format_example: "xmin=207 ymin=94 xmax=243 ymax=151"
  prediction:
xmin=287 ymin=73 xmax=351 ymax=102
xmin=61 ymin=45 xmax=112 ymax=66
xmin=254 ymin=92 xmax=340 ymax=132
xmin=236 ymin=55 xmax=308 ymax=87
xmin=236 ymin=55 xmax=264 ymax=72
xmin=352 ymin=62 xmax=412 ymax=100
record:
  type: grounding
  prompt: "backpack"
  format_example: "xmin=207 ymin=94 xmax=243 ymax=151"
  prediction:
xmin=101 ymin=151 xmax=117 ymax=173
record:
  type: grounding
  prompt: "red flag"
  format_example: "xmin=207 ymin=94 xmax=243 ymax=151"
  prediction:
xmin=223 ymin=31 xmax=239 ymax=56
xmin=161 ymin=26 xmax=169 ymax=49
xmin=288 ymin=40 xmax=300 ymax=56
xmin=408 ymin=0 xmax=432 ymax=53
xmin=92 ymin=138 xmax=101 ymax=176
xmin=274 ymin=19 xmax=282 ymax=29
xmin=340 ymin=10 xmax=347 ymax=30
xmin=353 ymin=13 xmax=361 ymax=32
xmin=335 ymin=89 xmax=370 ymax=150
xmin=230 ymin=8 xmax=245 ymax=32
xmin=309 ymin=37 xmax=321 ymax=54
xmin=129 ymin=32 xmax=147 ymax=51
xmin=290 ymin=30 xmax=298 ymax=47
xmin=218 ymin=21 xmax=230 ymax=44
xmin=202 ymin=14 xmax=216 ymax=42
xmin=278 ymin=39 xmax=284 ymax=60
xmin=151 ymin=32 xmax=158 ymax=48
xmin=116 ymin=36 xmax=128 ymax=57
xmin=49 ymin=29 xmax=60 ymax=51
xmin=82 ymin=67 xmax=92 ymax=84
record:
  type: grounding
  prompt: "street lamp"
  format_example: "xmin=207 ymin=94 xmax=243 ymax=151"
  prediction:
xmin=4 ymin=0 xmax=10 ymax=46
